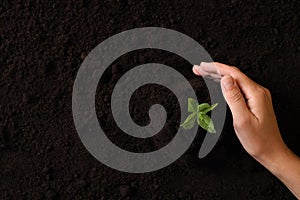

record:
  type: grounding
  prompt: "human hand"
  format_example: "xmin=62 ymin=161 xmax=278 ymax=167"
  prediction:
xmin=192 ymin=62 xmax=300 ymax=198
xmin=192 ymin=62 xmax=286 ymax=164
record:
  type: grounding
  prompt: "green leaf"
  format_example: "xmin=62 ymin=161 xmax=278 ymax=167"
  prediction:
xmin=203 ymin=114 xmax=216 ymax=133
xmin=197 ymin=114 xmax=216 ymax=133
xmin=198 ymin=103 xmax=218 ymax=114
xmin=188 ymin=98 xmax=198 ymax=113
xmin=198 ymin=103 xmax=210 ymax=112
xmin=183 ymin=99 xmax=218 ymax=133
xmin=197 ymin=114 xmax=207 ymax=131
xmin=180 ymin=112 xmax=197 ymax=130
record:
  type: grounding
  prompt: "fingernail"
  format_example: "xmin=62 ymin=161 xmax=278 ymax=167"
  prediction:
xmin=199 ymin=62 xmax=209 ymax=69
xmin=200 ymin=62 xmax=209 ymax=65
xmin=200 ymin=62 xmax=217 ymax=73
xmin=222 ymin=75 xmax=234 ymax=90
xmin=193 ymin=65 xmax=201 ymax=70
xmin=192 ymin=65 xmax=202 ymax=75
xmin=193 ymin=64 xmax=212 ymax=76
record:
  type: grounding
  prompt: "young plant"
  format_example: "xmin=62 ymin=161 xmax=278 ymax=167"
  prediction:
xmin=180 ymin=98 xmax=218 ymax=133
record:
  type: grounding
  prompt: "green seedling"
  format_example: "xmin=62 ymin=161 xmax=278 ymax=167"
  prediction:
xmin=180 ymin=98 xmax=218 ymax=133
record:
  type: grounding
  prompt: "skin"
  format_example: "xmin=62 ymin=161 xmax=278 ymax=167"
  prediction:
xmin=193 ymin=62 xmax=300 ymax=199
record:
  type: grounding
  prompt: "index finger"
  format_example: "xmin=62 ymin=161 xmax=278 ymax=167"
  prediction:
xmin=195 ymin=62 xmax=260 ymax=100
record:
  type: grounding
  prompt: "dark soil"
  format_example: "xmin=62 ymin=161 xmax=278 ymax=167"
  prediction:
xmin=1 ymin=0 xmax=300 ymax=199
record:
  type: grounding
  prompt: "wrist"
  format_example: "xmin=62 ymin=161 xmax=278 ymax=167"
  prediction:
xmin=257 ymin=143 xmax=292 ymax=176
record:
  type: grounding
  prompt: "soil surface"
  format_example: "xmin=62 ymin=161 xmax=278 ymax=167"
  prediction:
xmin=1 ymin=0 xmax=300 ymax=199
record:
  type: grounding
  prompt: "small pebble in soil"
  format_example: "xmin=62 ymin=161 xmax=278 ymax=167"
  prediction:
xmin=207 ymin=37 xmax=213 ymax=43
xmin=210 ymin=41 xmax=217 ymax=48
xmin=80 ymin=51 xmax=87 ymax=60
xmin=22 ymin=93 xmax=29 ymax=103
xmin=46 ymin=145 xmax=53 ymax=152
xmin=42 ymin=166 xmax=50 ymax=174
xmin=111 ymin=64 xmax=119 ymax=75
xmin=127 ymin=0 xmax=135 ymax=5
xmin=119 ymin=185 xmax=135 ymax=197
xmin=89 ymin=167 xmax=98 ymax=178
xmin=104 ymin=95 xmax=109 ymax=102
xmin=153 ymin=184 xmax=160 ymax=190
xmin=45 ymin=189 xmax=58 ymax=200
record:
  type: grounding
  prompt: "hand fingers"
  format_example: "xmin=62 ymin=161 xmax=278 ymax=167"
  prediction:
xmin=192 ymin=64 xmax=221 ymax=81
xmin=220 ymin=75 xmax=252 ymax=123
xmin=193 ymin=62 xmax=259 ymax=100
xmin=192 ymin=65 xmax=210 ymax=76
xmin=197 ymin=62 xmax=220 ymax=74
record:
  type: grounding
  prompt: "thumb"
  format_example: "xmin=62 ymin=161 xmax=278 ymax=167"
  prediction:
xmin=221 ymin=75 xmax=250 ymax=120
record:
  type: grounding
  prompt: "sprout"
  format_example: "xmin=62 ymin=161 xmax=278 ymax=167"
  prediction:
xmin=180 ymin=98 xmax=218 ymax=133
